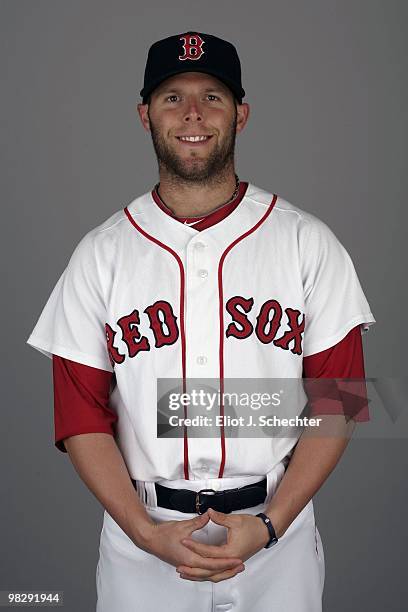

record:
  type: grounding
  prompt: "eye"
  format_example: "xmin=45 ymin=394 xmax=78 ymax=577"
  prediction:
xmin=164 ymin=94 xmax=221 ymax=103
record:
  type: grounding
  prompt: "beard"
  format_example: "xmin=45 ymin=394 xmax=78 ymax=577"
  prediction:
xmin=148 ymin=109 xmax=238 ymax=184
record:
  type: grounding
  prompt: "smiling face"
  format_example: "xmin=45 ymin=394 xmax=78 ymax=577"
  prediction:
xmin=138 ymin=72 xmax=249 ymax=183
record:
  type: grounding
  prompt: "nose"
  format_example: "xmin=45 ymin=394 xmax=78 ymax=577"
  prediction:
xmin=183 ymin=97 xmax=203 ymax=123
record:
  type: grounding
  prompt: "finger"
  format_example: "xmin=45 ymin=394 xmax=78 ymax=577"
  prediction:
xmin=209 ymin=567 xmax=245 ymax=583
xmin=179 ymin=565 xmax=245 ymax=582
xmin=182 ymin=538 xmax=239 ymax=560
xmin=184 ymin=513 xmax=210 ymax=533
xmin=189 ymin=512 xmax=210 ymax=525
xmin=207 ymin=507 xmax=233 ymax=527
xmin=188 ymin=551 xmax=243 ymax=572
xmin=177 ymin=561 xmax=244 ymax=578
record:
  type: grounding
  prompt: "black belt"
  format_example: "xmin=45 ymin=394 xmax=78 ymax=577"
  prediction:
xmin=131 ymin=477 xmax=267 ymax=514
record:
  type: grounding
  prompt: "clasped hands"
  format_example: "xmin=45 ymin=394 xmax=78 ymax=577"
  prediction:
xmin=142 ymin=507 xmax=271 ymax=583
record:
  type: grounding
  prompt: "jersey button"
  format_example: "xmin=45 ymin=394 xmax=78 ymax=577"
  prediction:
xmin=196 ymin=355 xmax=207 ymax=365
xmin=195 ymin=241 xmax=206 ymax=250
xmin=198 ymin=269 xmax=208 ymax=278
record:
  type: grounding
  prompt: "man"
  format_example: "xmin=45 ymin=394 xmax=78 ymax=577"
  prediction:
xmin=26 ymin=31 xmax=376 ymax=611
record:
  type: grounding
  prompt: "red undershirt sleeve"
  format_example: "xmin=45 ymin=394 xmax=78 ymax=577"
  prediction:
xmin=302 ymin=325 xmax=370 ymax=422
xmin=52 ymin=355 xmax=118 ymax=453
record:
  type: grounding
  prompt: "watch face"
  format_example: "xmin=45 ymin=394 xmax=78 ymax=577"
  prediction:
xmin=265 ymin=537 xmax=278 ymax=549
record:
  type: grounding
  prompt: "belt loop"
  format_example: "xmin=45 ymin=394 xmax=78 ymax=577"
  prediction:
xmin=133 ymin=480 xmax=147 ymax=505
xmin=265 ymin=459 xmax=287 ymax=505
xmin=144 ymin=481 xmax=158 ymax=508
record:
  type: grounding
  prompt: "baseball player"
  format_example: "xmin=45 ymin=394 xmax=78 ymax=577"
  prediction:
xmin=26 ymin=31 xmax=376 ymax=611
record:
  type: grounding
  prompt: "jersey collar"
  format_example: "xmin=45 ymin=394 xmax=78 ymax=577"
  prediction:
xmin=151 ymin=181 xmax=249 ymax=232
xmin=125 ymin=182 xmax=276 ymax=254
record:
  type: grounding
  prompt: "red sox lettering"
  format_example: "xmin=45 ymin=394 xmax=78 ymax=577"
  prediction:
xmin=225 ymin=296 xmax=305 ymax=353
xmin=105 ymin=296 xmax=305 ymax=367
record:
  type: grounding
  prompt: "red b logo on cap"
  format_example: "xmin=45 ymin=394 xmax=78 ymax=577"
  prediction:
xmin=178 ymin=34 xmax=205 ymax=61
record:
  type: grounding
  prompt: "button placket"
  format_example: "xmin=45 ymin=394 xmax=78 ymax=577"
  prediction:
xmin=184 ymin=238 xmax=220 ymax=478
xmin=184 ymin=237 xmax=220 ymax=382
xmin=185 ymin=239 xmax=210 ymax=375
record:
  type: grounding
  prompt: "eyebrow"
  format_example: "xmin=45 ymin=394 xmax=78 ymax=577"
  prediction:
xmin=157 ymin=86 xmax=228 ymax=96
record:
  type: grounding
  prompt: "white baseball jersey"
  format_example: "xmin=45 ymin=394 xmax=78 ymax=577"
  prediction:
xmin=26 ymin=182 xmax=375 ymax=483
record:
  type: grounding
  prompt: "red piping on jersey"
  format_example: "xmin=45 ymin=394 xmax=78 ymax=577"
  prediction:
xmin=217 ymin=194 xmax=278 ymax=478
xmin=123 ymin=206 xmax=190 ymax=480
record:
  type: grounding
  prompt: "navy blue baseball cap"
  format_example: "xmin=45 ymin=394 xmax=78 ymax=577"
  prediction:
xmin=140 ymin=31 xmax=246 ymax=104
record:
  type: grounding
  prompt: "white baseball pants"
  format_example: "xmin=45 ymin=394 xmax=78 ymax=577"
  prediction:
xmin=96 ymin=463 xmax=325 ymax=611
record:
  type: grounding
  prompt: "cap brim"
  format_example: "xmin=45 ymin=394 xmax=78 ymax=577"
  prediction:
xmin=140 ymin=66 xmax=245 ymax=102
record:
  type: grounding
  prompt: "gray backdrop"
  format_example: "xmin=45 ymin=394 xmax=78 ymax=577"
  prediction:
xmin=1 ymin=1 xmax=407 ymax=610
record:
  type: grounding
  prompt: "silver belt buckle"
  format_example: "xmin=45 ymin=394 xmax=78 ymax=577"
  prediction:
xmin=195 ymin=488 xmax=217 ymax=514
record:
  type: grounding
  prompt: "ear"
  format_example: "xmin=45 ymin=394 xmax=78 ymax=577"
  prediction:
xmin=236 ymin=102 xmax=250 ymax=134
xmin=137 ymin=102 xmax=151 ymax=132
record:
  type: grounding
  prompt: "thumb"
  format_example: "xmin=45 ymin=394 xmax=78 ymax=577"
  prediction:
xmin=207 ymin=507 xmax=232 ymax=526
xmin=186 ymin=511 xmax=210 ymax=531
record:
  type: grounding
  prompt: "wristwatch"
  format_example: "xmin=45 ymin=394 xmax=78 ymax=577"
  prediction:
xmin=256 ymin=512 xmax=278 ymax=548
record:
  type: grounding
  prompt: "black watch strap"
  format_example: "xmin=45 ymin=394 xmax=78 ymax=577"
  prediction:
xmin=256 ymin=512 xmax=278 ymax=548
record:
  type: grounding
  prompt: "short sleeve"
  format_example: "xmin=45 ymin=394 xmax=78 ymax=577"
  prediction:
xmin=53 ymin=355 xmax=117 ymax=453
xmin=26 ymin=231 xmax=113 ymax=372
xmin=303 ymin=325 xmax=370 ymax=422
xmin=301 ymin=216 xmax=376 ymax=357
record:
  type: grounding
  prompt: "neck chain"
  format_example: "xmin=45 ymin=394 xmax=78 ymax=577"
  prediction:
xmin=224 ymin=173 xmax=241 ymax=206
xmin=154 ymin=174 xmax=241 ymax=217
